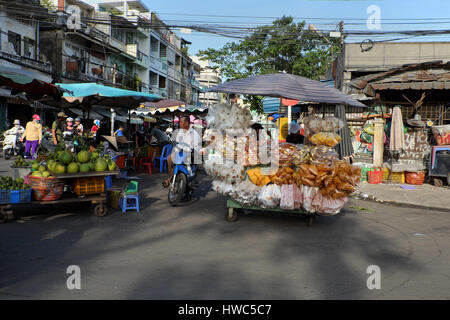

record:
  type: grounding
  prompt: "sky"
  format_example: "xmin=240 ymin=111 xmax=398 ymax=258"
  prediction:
xmin=85 ymin=0 xmax=450 ymax=56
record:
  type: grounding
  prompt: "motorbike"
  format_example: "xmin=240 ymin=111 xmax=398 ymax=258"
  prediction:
xmin=3 ymin=128 xmax=25 ymax=160
xmin=168 ymin=144 xmax=199 ymax=206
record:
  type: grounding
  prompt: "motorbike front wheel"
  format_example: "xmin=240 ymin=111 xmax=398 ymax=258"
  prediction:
xmin=168 ymin=173 xmax=187 ymax=206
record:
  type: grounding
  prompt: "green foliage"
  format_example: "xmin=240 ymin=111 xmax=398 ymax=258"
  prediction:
xmin=181 ymin=46 xmax=189 ymax=56
xmin=198 ymin=16 xmax=340 ymax=112
xmin=40 ymin=0 xmax=56 ymax=10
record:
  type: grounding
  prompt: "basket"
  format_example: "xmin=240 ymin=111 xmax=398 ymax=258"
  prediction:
xmin=28 ymin=176 xmax=64 ymax=201
xmin=405 ymin=171 xmax=425 ymax=185
xmin=114 ymin=155 xmax=126 ymax=169
xmin=368 ymin=168 xmax=383 ymax=184
xmin=382 ymin=168 xmax=405 ymax=184
xmin=10 ymin=189 xmax=32 ymax=204
xmin=431 ymin=125 xmax=450 ymax=145
xmin=107 ymin=188 xmax=121 ymax=209
xmin=72 ymin=176 xmax=105 ymax=196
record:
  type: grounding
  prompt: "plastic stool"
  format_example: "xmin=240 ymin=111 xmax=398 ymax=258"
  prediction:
xmin=120 ymin=193 xmax=140 ymax=213
xmin=141 ymin=162 xmax=153 ymax=174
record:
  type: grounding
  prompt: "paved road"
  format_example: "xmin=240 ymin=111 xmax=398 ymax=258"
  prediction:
xmin=0 ymin=159 xmax=450 ymax=299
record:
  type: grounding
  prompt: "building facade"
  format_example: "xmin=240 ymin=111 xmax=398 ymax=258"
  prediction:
xmin=190 ymin=55 xmax=222 ymax=106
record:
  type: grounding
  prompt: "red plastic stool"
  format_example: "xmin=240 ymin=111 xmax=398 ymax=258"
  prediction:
xmin=141 ymin=162 xmax=153 ymax=174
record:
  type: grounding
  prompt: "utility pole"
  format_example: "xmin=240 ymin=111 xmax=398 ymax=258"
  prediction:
xmin=338 ymin=21 xmax=345 ymax=92
xmin=111 ymin=64 xmax=117 ymax=136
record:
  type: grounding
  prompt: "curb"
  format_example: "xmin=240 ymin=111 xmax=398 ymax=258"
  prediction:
xmin=351 ymin=193 xmax=450 ymax=213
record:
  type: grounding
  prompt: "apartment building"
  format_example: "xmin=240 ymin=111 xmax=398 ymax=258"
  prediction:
xmin=0 ymin=0 xmax=55 ymax=130
xmin=1 ymin=0 xmax=202 ymax=112
xmin=190 ymin=56 xmax=222 ymax=106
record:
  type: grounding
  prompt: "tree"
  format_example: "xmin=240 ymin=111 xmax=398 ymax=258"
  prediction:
xmin=198 ymin=16 xmax=340 ymax=112
xmin=40 ymin=0 xmax=56 ymax=11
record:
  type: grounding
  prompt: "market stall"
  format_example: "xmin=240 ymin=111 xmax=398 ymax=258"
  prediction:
xmin=205 ymin=73 xmax=365 ymax=224
xmin=0 ymin=147 xmax=119 ymax=223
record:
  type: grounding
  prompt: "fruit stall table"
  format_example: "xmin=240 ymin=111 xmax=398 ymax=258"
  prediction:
xmin=0 ymin=170 xmax=119 ymax=223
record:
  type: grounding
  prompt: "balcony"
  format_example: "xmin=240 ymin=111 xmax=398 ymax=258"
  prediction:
xmin=0 ymin=51 xmax=52 ymax=74
xmin=125 ymin=44 xmax=149 ymax=68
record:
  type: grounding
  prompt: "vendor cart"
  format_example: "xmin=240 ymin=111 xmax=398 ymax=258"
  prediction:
xmin=226 ymin=198 xmax=316 ymax=226
xmin=0 ymin=170 xmax=119 ymax=223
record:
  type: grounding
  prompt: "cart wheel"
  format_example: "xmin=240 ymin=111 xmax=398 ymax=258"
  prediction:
xmin=225 ymin=208 xmax=239 ymax=222
xmin=94 ymin=204 xmax=108 ymax=217
xmin=307 ymin=215 xmax=315 ymax=227
xmin=0 ymin=207 xmax=12 ymax=224
xmin=434 ymin=178 xmax=444 ymax=187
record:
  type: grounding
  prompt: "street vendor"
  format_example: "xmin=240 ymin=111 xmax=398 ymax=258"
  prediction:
xmin=52 ymin=111 xmax=67 ymax=145
xmin=21 ymin=114 xmax=42 ymax=159
xmin=162 ymin=116 xmax=202 ymax=188
xmin=286 ymin=121 xmax=304 ymax=145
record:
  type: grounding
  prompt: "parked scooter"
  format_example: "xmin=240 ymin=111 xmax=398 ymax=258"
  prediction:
xmin=3 ymin=122 xmax=25 ymax=160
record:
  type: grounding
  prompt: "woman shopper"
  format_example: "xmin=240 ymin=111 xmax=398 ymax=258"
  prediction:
xmin=21 ymin=114 xmax=42 ymax=159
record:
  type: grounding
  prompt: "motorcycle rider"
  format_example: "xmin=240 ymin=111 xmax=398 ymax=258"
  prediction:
xmin=3 ymin=120 xmax=25 ymax=157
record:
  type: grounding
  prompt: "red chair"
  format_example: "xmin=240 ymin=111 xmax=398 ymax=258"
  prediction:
xmin=140 ymin=150 xmax=157 ymax=174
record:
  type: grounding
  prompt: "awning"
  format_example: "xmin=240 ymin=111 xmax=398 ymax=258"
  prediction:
xmin=208 ymin=73 xmax=366 ymax=108
xmin=0 ymin=65 xmax=64 ymax=98
xmin=93 ymin=107 xmax=143 ymax=124
xmin=141 ymin=99 xmax=185 ymax=108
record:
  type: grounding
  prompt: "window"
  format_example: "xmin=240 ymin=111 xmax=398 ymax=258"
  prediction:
xmin=112 ymin=28 xmax=123 ymax=42
xmin=23 ymin=37 xmax=35 ymax=59
xmin=8 ymin=31 xmax=21 ymax=55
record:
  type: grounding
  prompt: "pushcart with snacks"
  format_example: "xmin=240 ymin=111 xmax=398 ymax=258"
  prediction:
xmin=0 ymin=170 xmax=119 ymax=223
xmin=204 ymin=73 xmax=366 ymax=225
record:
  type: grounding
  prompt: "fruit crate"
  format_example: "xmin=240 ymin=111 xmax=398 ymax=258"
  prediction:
xmin=72 ymin=176 xmax=105 ymax=196
xmin=382 ymin=168 xmax=405 ymax=183
xmin=0 ymin=190 xmax=10 ymax=204
xmin=10 ymin=189 xmax=32 ymax=204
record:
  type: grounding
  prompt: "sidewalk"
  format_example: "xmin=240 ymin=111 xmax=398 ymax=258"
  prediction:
xmin=354 ymin=182 xmax=450 ymax=212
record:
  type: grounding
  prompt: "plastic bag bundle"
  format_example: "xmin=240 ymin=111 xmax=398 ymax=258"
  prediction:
xmin=258 ymin=185 xmax=281 ymax=208
xmin=230 ymin=180 xmax=262 ymax=206
xmin=205 ymin=160 xmax=245 ymax=184
xmin=302 ymin=186 xmax=319 ymax=213
xmin=310 ymin=145 xmax=338 ymax=166
xmin=293 ymin=184 xmax=303 ymax=209
xmin=312 ymin=191 xmax=348 ymax=216
xmin=212 ymin=180 xmax=235 ymax=196
xmin=309 ymin=132 xmax=342 ymax=147
xmin=280 ymin=184 xmax=295 ymax=210
xmin=206 ymin=103 xmax=253 ymax=131
xmin=304 ymin=116 xmax=344 ymax=134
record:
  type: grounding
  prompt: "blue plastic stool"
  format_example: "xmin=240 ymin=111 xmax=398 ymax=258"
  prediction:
xmin=154 ymin=144 xmax=173 ymax=173
xmin=120 ymin=193 xmax=140 ymax=213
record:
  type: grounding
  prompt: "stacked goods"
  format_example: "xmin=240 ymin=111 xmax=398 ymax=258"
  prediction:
xmin=12 ymin=156 xmax=31 ymax=168
xmin=304 ymin=116 xmax=343 ymax=147
xmin=204 ymin=103 xmax=360 ymax=216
